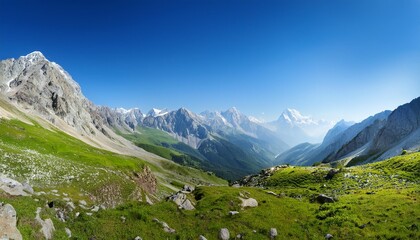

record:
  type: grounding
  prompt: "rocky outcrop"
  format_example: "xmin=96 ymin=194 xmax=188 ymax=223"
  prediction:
xmin=0 ymin=175 xmax=32 ymax=196
xmin=0 ymin=203 xmax=22 ymax=240
xmin=134 ymin=166 xmax=157 ymax=195
xmin=35 ymin=207 xmax=55 ymax=239
xmin=372 ymin=97 xmax=420 ymax=152
xmin=143 ymin=108 xmax=210 ymax=149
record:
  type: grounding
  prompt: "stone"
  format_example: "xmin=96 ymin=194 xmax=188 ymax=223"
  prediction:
xmin=239 ymin=197 xmax=258 ymax=208
xmin=134 ymin=236 xmax=142 ymax=240
xmin=65 ymin=228 xmax=72 ymax=238
xmin=182 ymin=185 xmax=195 ymax=192
xmin=325 ymin=233 xmax=333 ymax=239
xmin=79 ymin=200 xmax=87 ymax=206
xmin=270 ymin=228 xmax=278 ymax=239
xmin=0 ymin=175 xmax=30 ymax=196
xmin=35 ymin=207 xmax=55 ymax=240
xmin=145 ymin=195 xmax=154 ymax=205
xmin=22 ymin=182 xmax=34 ymax=194
xmin=168 ymin=192 xmax=195 ymax=210
xmin=180 ymin=199 xmax=195 ymax=210
xmin=316 ymin=194 xmax=335 ymax=204
xmin=91 ymin=206 xmax=100 ymax=212
xmin=219 ymin=228 xmax=230 ymax=240
xmin=229 ymin=211 xmax=239 ymax=216
xmin=199 ymin=235 xmax=207 ymax=240
xmin=66 ymin=202 xmax=76 ymax=211
xmin=121 ymin=216 xmax=126 ymax=222
xmin=0 ymin=204 xmax=23 ymax=240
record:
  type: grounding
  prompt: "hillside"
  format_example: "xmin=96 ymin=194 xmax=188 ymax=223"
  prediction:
xmin=1 ymin=147 xmax=418 ymax=239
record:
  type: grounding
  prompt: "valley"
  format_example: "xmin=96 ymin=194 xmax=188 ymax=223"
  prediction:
xmin=0 ymin=52 xmax=418 ymax=239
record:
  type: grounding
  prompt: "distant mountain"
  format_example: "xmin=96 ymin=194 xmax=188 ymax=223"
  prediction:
xmin=275 ymin=98 xmax=420 ymax=166
xmin=266 ymin=108 xmax=334 ymax=146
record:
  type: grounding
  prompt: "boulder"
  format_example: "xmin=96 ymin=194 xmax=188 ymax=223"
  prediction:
xmin=168 ymin=192 xmax=195 ymax=210
xmin=239 ymin=197 xmax=258 ymax=208
xmin=219 ymin=228 xmax=230 ymax=240
xmin=0 ymin=203 xmax=23 ymax=240
xmin=65 ymin=228 xmax=72 ymax=238
xmin=35 ymin=207 xmax=55 ymax=240
xmin=180 ymin=199 xmax=195 ymax=210
xmin=325 ymin=233 xmax=333 ymax=239
xmin=229 ymin=211 xmax=239 ymax=216
xmin=316 ymin=194 xmax=335 ymax=204
xmin=270 ymin=228 xmax=278 ymax=239
xmin=0 ymin=175 xmax=30 ymax=196
xmin=182 ymin=185 xmax=195 ymax=192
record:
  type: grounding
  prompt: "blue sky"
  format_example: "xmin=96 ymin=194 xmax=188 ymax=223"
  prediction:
xmin=1 ymin=0 xmax=419 ymax=122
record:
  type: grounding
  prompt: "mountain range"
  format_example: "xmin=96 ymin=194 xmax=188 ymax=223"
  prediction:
xmin=1 ymin=52 xmax=419 ymax=180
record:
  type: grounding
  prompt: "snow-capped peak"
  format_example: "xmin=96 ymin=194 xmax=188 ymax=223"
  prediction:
xmin=115 ymin=108 xmax=131 ymax=114
xmin=23 ymin=51 xmax=46 ymax=63
xmin=147 ymin=108 xmax=169 ymax=117
xmin=248 ymin=116 xmax=264 ymax=124
xmin=280 ymin=108 xmax=317 ymax=125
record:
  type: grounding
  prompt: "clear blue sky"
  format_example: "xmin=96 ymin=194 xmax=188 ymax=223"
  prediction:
xmin=1 ymin=0 xmax=419 ymax=122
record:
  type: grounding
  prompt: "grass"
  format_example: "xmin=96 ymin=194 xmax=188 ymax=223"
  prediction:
xmin=0 ymin=116 xmax=418 ymax=239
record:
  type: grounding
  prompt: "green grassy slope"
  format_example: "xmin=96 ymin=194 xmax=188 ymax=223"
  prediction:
xmin=1 ymin=134 xmax=417 ymax=239
xmin=0 ymin=118 xmax=226 ymax=200
xmin=119 ymin=126 xmax=278 ymax=180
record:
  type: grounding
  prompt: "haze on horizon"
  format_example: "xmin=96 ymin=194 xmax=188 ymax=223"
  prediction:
xmin=1 ymin=0 xmax=419 ymax=123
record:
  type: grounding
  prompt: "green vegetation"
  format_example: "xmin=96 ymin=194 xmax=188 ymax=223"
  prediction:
xmin=0 ymin=116 xmax=418 ymax=239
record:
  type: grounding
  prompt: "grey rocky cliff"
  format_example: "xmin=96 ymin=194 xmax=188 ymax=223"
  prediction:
xmin=142 ymin=108 xmax=210 ymax=148
xmin=0 ymin=51 xmax=102 ymax=136
xmin=372 ymin=97 xmax=420 ymax=152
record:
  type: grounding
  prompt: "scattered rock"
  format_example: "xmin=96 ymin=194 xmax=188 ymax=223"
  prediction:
xmin=134 ymin=236 xmax=142 ymax=240
xmin=75 ymin=212 xmax=80 ymax=218
xmin=270 ymin=228 xmax=278 ymax=239
xmin=0 ymin=175 xmax=31 ymax=196
xmin=168 ymin=192 xmax=195 ymax=210
xmin=199 ymin=235 xmax=207 ymax=240
xmin=145 ymin=195 xmax=154 ymax=205
xmin=236 ymin=233 xmax=243 ymax=239
xmin=219 ymin=228 xmax=230 ymax=240
xmin=239 ymin=197 xmax=258 ymax=208
xmin=153 ymin=218 xmax=175 ymax=233
xmin=91 ymin=206 xmax=100 ymax=212
xmin=182 ymin=185 xmax=195 ymax=192
xmin=51 ymin=190 xmax=58 ymax=194
xmin=316 ymin=194 xmax=335 ymax=204
xmin=65 ymin=228 xmax=72 ymax=238
xmin=325 ymin=233 xmax=333 ymax=239
xmin=231 ymin=184 xmax=241 ymax=188
xmin=0 ymin=203 xmax=23 ymax=240
xmin=325 ymin=169 xmax=340 ymax=180
xmin=121 ymin=216 xmax=126 ymax=223
xmin=66 ymin=202 xmax=76 ymax=211
xmin=35 ymin=207 xmax=55 ymax=240
xmin=180 ymin=199 xmax=195 ymax=210
xmin=63 ymin=197 xmax=71 ymax=202
xmin=86 ymin=212 xmax=93 ymax=216
xmin=22 ymin=182 xmax=34 ymax=194
xmin=79 ymin=200 xmax=87 ymax=206
xmin=56 ymin=209 xmax=66 ymax=222
xmin=266 ymin=191 xmax=278 ymax=197
xmin=229 ymin=211 xmax=239 ymax=216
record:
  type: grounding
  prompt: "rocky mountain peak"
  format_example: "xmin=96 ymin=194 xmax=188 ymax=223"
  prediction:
xmin=24 ymin=51 xmax=46 ymax=62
